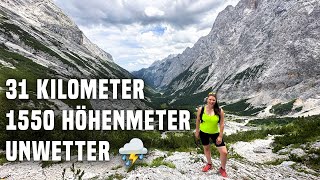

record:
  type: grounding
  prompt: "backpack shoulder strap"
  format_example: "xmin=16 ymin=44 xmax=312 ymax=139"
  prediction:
xmin=200 ymin=105 xmax=205 ymax=123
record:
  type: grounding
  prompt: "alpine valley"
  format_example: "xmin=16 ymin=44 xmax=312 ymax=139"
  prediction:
xmin=0 ymin=0 xmax=320 ymax=179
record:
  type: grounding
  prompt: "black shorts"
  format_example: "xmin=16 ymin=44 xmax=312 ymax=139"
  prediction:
xmin=200 ymin=131 xmax=226 ymax=147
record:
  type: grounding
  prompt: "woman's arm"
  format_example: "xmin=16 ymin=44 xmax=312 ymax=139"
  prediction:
xmin=195 ymin=106 xmax=202 ymax=138
xmin=216 ymin=108 xmax=225 ymax=145
xmin=219 ymin=108 xmax=225 ymax=137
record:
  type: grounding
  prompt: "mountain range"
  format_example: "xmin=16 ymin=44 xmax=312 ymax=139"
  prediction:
xmin=133 ymin=0 xmax=320 ymax=117
xmin=1 ymin=0 xmax=320 ymax=116
xmin=0 ymin=0 xmax=319 ymax=179
xmin=0 ymin=0 xmax=148 ymax=111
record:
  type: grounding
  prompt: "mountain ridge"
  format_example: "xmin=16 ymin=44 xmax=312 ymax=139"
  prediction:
xmin=0 ymin=0 xmax=148 ymax=111
xmin=132 ymin=0 xmax=320 ymax=117
xmin=1 ymin=0 xmax=114 ymax=63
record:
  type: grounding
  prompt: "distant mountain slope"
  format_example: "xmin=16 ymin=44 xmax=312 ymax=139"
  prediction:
xmin=132 ymin=54 xmax=178 ymax=88
xmin=133 ymin=0 xmax=320 ymax=116
xmin=0 ymin=0 xmax=148 ymax=111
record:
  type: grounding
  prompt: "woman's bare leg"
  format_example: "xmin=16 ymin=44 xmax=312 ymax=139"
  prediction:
xmin=217 ymin=146 xmax=228 ymax=169
xmin=203 ymin=145 xmax=212 ymax=164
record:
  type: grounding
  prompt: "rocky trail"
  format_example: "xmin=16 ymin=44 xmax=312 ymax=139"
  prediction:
xmin=0 ymin=135 xmax=318 ymax=180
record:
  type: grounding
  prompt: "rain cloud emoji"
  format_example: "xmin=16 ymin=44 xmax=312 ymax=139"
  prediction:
xmin=119 ymin=138 xmax=147 ymax=166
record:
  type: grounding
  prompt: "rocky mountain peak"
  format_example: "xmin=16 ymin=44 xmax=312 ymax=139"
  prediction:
xmin=1 ymin=0 xmax=76 ymax=27
xmin=133 ymin=0 xmax=320 ymax=117
xmin=0 ymin=0 xmax=113 ymax=62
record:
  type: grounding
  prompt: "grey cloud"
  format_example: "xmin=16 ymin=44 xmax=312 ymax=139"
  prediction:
xmin=54 ymin=0 xmax=226 ymax=29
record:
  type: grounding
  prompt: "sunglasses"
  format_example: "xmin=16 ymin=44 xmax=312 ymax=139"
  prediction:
xmin=208 ymin=92 xmax=216 ymax=95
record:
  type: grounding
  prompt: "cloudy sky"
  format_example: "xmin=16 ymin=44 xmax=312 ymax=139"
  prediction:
xmin=53 ymin=0 xmax=240 ymax=72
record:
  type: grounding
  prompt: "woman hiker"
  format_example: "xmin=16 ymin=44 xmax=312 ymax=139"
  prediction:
xmin=195 ymin=92 xmax=228 ymax=177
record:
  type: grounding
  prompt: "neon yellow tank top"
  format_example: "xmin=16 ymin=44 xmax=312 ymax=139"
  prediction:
xmin=199 ymin=106 xmax=220 ymax=134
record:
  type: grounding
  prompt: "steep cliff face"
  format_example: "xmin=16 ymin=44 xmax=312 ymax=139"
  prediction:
xmin=0 ymin=0 xmax=146 ymax=110
xmin=133 ymin=0 xmax=320 ymax=116
xmin=1 ymin=0 xmax=113 ymax=63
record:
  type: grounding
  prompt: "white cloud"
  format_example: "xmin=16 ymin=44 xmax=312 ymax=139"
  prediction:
xmin=53 ymin=0 xmax=241 ymax=71
xmin=119 ymin=138 xmax=148 ymax=154
xmin=144 ymin=7 xmax=165 ymax=17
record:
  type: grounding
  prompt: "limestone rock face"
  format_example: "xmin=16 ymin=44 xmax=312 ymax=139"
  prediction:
xmin=0 ymin=0 xmax=113 ymax=63
xmin=0 ymin=0 xmax=147 ymax=110
xmin=133 ymin=0 xmax=320 ymax=114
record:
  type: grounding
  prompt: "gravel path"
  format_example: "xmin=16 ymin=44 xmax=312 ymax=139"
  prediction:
xmin=1 ymin=146 xmax=318 ymax=180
